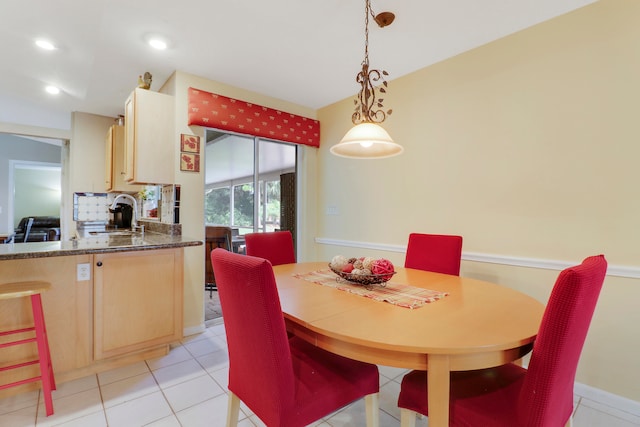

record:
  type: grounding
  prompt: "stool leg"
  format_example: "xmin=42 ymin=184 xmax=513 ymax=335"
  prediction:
xmin=31 ymin=294 xmax=55 ymax=416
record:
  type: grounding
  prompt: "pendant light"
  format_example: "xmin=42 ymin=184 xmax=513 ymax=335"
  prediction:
xmin=330 ymin=0 xmax=403 ymax=159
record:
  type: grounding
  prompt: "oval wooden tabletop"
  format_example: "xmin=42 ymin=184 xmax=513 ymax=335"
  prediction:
xmin=273 ymin=262 xmax=545 ymax=364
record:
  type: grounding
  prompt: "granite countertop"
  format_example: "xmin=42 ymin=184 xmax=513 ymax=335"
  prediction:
xmin=0 ymin=231 xmax=202 ymax=260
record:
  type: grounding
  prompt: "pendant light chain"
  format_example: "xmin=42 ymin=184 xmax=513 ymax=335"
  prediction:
xmin=352 ymin=0 xmax=392 ymax=125
xmin=363 ymin=0 xmax=370 ymax=68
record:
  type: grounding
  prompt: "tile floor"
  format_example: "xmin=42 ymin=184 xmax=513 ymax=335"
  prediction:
xmin=1 ymin=321 xmax=639 ymax=427
xmin=204 ymin=290 xmax=222 ymax=323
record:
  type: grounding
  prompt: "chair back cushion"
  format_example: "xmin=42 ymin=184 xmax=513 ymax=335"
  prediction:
xmin=211 ymin=248 xmax=295 ymax=423
xmin=244 ymin=230 xmax=296 ymax=266
xmin=518 ymin=254 xmax=607 ymax=426
xmin=404 ymin=233 xmax=463 ymax=276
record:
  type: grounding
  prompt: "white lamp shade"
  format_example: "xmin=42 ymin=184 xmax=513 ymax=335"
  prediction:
xmin=330 ymin=123 xmax=403 ymax=159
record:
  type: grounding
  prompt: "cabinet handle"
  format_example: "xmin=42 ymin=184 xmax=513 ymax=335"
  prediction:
xmin=97 ymin=261 xmax=103 ymax=267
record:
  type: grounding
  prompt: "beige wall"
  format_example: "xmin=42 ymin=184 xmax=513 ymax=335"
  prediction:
xmin=14 ymin=168 xmax=61 ymax=225
xmin=315 ymin=0 xmax=640 ymax=401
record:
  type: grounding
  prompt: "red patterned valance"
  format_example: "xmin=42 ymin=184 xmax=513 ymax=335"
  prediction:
xmin=188 ymin=87 xmax=320 ymax=147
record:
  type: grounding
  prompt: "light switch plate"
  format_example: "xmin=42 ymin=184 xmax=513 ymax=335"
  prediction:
xmin=326 ymin=205 xmax=339 ymax=215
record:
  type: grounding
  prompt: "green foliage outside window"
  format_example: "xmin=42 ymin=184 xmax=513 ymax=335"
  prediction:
xmin=233 ymin=184 xmax=254 ymax=227
xmin=204 ymin=187 xmax=230 ymax=224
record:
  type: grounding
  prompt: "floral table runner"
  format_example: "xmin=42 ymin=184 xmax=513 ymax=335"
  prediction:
xmin=293 ymin=269 xmax=448 ymax=309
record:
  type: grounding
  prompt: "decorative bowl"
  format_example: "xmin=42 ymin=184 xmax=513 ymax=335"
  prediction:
xmin=329 ymin=264 xmax=395 ymax=286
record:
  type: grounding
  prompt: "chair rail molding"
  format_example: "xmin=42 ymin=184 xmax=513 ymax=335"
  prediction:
xmin=315 ymin=237 xmax=640 ymax=279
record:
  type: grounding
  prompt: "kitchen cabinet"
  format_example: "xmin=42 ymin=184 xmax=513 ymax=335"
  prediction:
xmin=105 ymin=124 xmax=142 ymax=192
xmin=93 ymin=248 xmax=183 ymax=360
xmin=124 ymin=88 xmax=175 ymax=185
xmin=0 ymin=255 xmax=93 ymax=391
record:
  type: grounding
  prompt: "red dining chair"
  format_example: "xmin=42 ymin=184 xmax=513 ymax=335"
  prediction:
xmin=244 ymin=230 xmax=296 ymax=266
xmin=397 ymin=254 xmax=607 ymax=427
xmin=210 ymin=248 xmax=380 ymax=427
xmin=404 ymin=233 xmax=463 ymax=276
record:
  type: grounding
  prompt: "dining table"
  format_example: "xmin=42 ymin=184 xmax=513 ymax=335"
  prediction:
xmin=272 ymin=261 xmax=545 ymax=427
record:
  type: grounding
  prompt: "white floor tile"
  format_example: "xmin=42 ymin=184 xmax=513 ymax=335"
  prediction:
xmin=195 ymin=348 xmax=230 ymax=373
xmin=208 ymin=364 xmax=229 ymax=389
xmin=100 ymin=372 xmax=160 ymax=409
xmin=51 ymin=374 xmax=99 ymax=399
xmin=152 ymin=358 xmax=208 ymax=389
xmin=104 ymin=391 xmax=172 ymax=426
xmin=97 ymin=361 xmax=150 ymax=386
xmin=0 ymin=404 xmax=37 ymax=427
xmin=0 ymin=390 xmax=39 ymax=415
xmin=183 ymin=335 xmax=227 ymax=358
xmin=50 ymin=410 xmax=107 ymax=427
xmin=146 ymin=345 xmax=193 ymax=371
xmin=238 ymin=418 xmax=258 ymax=427
xmin=35 ymin=388 xmax=103 ymax=427
xmin=207 ymin=323 xmax=226 ymax=337
xmin=324 ymin=398 xmax=400 ymax=427
xmin=379 ymin=365 xmax=409 ymax=383
xmin=144 ymin=414 xmax=182 ymax=426
xmin=379 ymin=380 xmax=403 ymax=421
xmin=175 ymin=393 xmax=245 ymax=427
xmin=248 ymin=414 xmax=267 ymax=426
xmin=162 ymin=374 xmax=225 ymax=412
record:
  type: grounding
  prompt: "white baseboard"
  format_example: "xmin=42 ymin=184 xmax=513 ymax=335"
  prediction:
xmin=575 ymin=382 xmax=640 ymax=418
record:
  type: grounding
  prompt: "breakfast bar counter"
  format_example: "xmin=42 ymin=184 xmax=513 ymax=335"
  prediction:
xmin=0 ymin=231 xmax=202 ymax=260
xmin=0 ymin=232 xmax=202 ymax=399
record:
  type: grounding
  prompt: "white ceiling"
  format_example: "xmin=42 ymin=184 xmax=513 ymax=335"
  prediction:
xmin=0 ymin=0 xmax=597 ymax=130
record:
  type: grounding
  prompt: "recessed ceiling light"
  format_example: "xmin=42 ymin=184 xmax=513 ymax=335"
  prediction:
xmin=148 ymin=38 xmax=168 ymax=50
xmin=35 ymin=39 xmax=57 ymax=50
xmin=45 ymin=85 xmax=60 ymax=95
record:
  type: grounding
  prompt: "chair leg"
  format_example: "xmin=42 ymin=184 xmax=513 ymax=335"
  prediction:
xmin=400 ymin=408 xmax=417 ymax=427
xmin=226 ymin=391 xmax=241 ymax=427
xmin=31 ymin=294 xmax=56 ymax=416
xmin=365 ymin=392 xmax=380 ymax=427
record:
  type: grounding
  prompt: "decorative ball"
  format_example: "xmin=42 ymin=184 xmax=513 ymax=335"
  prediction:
xmin=371 ymin=259 xmax=395 ymax=280
xmin=342 ymin=263 xmax=354 ymax=273
xmin=362 ymin=257 xmax=375 ymax=270
xmin=353 ymin=259 xmax=364 ymax=269
xmin=330 ymin=255 xmax=348 ymax=270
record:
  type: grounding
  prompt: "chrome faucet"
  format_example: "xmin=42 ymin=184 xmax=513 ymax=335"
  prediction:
xmin=110 ymin=194 xmax=139 ymax=230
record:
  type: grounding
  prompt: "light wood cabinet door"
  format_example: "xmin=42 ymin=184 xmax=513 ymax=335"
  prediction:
xmin=105 ymin=126 xmax=114 ymax=191
xmin=106 ymin=124 xmax=142 ymax=193
xmin=0 ymin=255 xmax=93 ymax=389
xmin=93 ymin=248 xmax=184 ymax=360
xmin=124 ymin=88 xmax=175 ymax=185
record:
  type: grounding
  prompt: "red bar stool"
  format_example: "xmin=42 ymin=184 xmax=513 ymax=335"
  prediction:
xmin=0 ymin=281 xmax=56 ymax=416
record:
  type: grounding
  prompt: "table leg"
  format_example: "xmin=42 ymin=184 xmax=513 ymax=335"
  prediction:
xmin=427 ymin=354 xmax=450 ymax=427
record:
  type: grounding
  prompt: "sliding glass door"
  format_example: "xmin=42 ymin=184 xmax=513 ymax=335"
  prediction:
xmin=204 ymin=130 xmax=297 ymax=240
